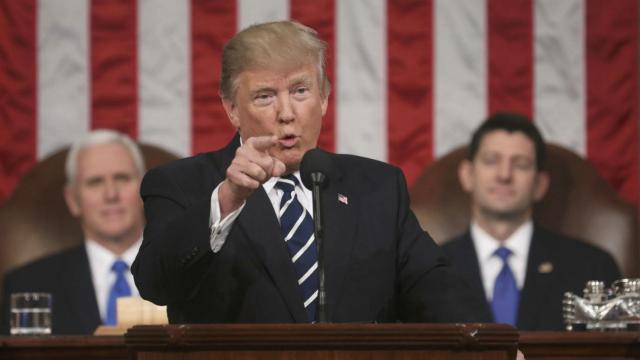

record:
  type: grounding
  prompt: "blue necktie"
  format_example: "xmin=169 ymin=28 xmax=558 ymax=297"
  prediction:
xmin=105 ymin=259 xmax=132 ymax=325
xmin=491 ymin=247 xmax=519 ymax=326
xmin=275 ymin=175 xmax=318 ymax=322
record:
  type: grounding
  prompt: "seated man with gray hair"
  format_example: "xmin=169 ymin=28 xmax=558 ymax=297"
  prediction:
xmin=1 ymin=129 xmax=146 ymax=334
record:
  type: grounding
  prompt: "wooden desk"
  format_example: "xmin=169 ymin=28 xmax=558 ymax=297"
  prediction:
xmin=0 ymin=335 xmax=129 ymax=360
xmin=519 ymin=331 xmax=640 ymax=359
xmin=125 ymin=323 xmax=518 ymax=360
xmin=2 ymin=328 xmax=640 ymax=359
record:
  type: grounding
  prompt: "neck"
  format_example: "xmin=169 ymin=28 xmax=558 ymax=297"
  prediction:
xmin=473 ymin=208 xmax=531 ymax=242
xmin=88 ymin=229 xmax=142 ymax=256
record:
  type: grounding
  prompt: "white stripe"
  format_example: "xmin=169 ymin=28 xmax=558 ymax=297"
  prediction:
xmin=138 ymin=0 xmax=191 ymax=157
xmin=292 ymin=234 xmax=314 ymax=263
xmin=284 ymin=211 xmax=306 ymax=242
xmin=336 ymin=0 xmax=387 ymax=161
xmin=37 ymin=0 xmax=89 ymax=159
xmin=279 ymin=192 xmax=295 ymax=217
xmin=434 ymin=0 xmax=487 ymax=157
xmin=304 ymin=290 xmax=318 ymax=308
xmin=534 ymin=0 xmax=586 ymax=156
xmin=298 ymin=261 xmax=318 ymax=285
xmin=238 ymin=0 xmax=289 ymax=31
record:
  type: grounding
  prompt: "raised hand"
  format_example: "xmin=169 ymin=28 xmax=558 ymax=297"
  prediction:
xmin=218 ymin=135 xmax=286 ymax=218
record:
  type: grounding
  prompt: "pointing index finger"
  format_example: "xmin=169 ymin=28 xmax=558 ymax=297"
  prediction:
xmin=247 ymin=135 xmax=278 ymax=153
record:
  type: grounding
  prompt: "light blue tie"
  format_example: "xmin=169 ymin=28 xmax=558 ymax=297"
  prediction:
xmin=491 ymin=247 xmax=519 ymax=326
xmin=275 ymin=175 xmax=318 ymax=322
xmin=105 ymin=259 xmax=132 ymax=325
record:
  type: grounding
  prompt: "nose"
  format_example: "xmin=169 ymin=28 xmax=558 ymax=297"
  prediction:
xmin=496 ymin=160 xmax=513 ymax=182
xmin=277 ymin=94 xmax=294 ymax=123
xmin=103 ymin=180 xmax=120 ymax=201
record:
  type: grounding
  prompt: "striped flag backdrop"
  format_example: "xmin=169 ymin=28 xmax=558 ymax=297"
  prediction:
xmin=1 ymin=0 xmax=638 ymax=204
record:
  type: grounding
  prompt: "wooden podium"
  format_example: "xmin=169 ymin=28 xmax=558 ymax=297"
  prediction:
xmin=125 ymin=323 xmax=519 ymax=360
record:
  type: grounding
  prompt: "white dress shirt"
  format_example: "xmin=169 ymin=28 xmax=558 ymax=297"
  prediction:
xmin=209 ymin=171 xmax=313 ymax=253
xmin=470 ymin=221 xmax=532 ymax=302
xmin=85 ymin=238 xmax=142 ymax=322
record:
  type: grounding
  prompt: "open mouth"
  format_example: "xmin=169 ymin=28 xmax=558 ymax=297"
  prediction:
xmin=279 ymin=134 xmax=299 ymax=148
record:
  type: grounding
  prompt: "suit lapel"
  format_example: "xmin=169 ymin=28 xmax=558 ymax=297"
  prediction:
xmin=237 ymin=188 xmax=308 ymax=322
xmin=517 ymin=228 xmax=554 ymax=329
xmin=321 ymin=166 xmax=357 ymax=321
xmin=456 ymin=234 xmax=493 ymax=319
xmin=62 ymin=247 xmax=102 ymax=332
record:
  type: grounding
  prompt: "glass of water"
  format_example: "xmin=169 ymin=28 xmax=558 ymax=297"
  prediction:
xmin=10 ymin=293 xmax=52 ymax=335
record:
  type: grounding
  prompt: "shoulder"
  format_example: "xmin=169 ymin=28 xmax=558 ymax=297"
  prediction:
xmin=331 ymin=153 xmax=403 ymax=186
xmin=535 ymin=226 xmax=612 ymax=259
xmin=441 ymin=232 xmax=472 ymax=255
xmin=3 ymin=246 xmax=86 ymax=288
xmin=142 ymin=136 xmax=239 ymax=192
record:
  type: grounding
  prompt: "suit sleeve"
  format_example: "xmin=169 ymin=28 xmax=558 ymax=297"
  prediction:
xmin=393 ymin=168 xmax=490 ymax=323
xmin=132 ymin=166 xmax=217 ymax=306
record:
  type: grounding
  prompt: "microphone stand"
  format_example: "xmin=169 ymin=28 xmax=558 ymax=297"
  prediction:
xmin=310 ymin=172 xmax=327 ymax=323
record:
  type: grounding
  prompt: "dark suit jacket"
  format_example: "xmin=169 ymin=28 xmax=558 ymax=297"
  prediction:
xmin=132 ymin=136 xmax=489 ymax=324
xmin=442 ymin=226 xmax=621 ymax=330
xmin=1 ymin=245 xmax=102 ymax=335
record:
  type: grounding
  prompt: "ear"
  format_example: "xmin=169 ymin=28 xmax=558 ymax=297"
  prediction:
xmin=222 ymin=98 xmax=241 ymax=129
xmin=458 ymin=159 xmax=474 ymax=193
xmin=533 ymin=170 xmax=550 ymax=201
xmin=320 ymin=94 xmax=328 ymax=117
xmin=64 ymin=185 xmax=81 ymax=217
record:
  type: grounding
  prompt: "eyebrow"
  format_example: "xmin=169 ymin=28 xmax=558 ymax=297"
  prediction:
xmin=288 ymin=75 xmax=312 ymax=88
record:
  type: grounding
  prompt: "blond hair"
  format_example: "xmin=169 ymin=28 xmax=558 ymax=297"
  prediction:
xmin=220 ymin=21 xmax=330 ymax=100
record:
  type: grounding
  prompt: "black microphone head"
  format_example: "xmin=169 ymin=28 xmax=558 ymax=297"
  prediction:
xmin=300 ymin=148 xmax=332 ymax=190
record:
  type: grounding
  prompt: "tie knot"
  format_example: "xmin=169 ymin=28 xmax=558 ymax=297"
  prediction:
xmin=275 ymin=174 xmax=299 ymax=193
xmin=494 ymin=247 xmax=512 ymax=261
xmin=111 ymin=259 xmax=129 ymax=274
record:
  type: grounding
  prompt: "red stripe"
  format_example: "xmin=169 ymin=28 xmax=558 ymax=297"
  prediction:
xmin=0 ymin=0 xmax=37 ymax=202
xmin=291 ymin=0 xmax=336 ymax=153
xmin=586 ymin=0 xmax=639 ymax=203
xmin=191 ymin=0 xmax=237 ymax=155
xmin=487 ymin=0 xmax=533 ymax=118
xmin=387 ymin=0 xmax=433 ymax=186
xmin=90 ymin=0 xmax=138 ymax=138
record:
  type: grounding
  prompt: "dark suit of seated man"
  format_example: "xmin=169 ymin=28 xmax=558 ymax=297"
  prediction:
xmin=1 ymin=130 xmax=146 ymax=334
xmin=442 ymin=113 xmax=621 ymax=331
xmin=132 ymin=20 xmax=488 ymax=324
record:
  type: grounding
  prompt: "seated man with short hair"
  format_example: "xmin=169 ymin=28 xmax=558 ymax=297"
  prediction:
xmin=1 ymin=129 xmax=145 ymax=334
xmin=442 ymin=113 xmax=621 ymax=331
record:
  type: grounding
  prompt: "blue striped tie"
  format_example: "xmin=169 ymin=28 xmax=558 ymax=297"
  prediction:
xmin=491 ymin=247 xmax=519 ymax=326
xmin=105 ymin=259 xmax=132 ymax=325
xmin=275 ymin=175 xmax=318 ymax=322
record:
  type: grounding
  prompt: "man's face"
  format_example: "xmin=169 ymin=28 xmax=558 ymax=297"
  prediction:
xmin=459 ymin=130 xmax=548 ymax=220
xmin=64 ymin=142 xmax=144 ymax=244
xmin=223 ymin=64 xmax=328 ymax=172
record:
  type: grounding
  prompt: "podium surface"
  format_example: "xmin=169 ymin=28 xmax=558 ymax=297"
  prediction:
xmin=125 ymin=323 xmax=518 ymax=360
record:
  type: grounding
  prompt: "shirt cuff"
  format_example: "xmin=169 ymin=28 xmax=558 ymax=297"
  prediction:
xmin=209 ymin=183 xmax=245 ymax=253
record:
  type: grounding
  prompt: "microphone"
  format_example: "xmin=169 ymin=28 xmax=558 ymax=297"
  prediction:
xmin=300 ymin=148 xmax=332 ymax=323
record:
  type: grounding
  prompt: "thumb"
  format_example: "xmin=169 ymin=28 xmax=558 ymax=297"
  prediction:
xmin=271 ymin=158 xmax=287 ymax=177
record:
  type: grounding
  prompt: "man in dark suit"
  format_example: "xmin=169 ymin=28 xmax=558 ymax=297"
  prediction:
xmin=442 ymin=113 xmax=621 ymax=331
xmin=1 ymin=130 xmax=146 ymax=334
xmin=132 ymin=20 xmax=487 ymax=324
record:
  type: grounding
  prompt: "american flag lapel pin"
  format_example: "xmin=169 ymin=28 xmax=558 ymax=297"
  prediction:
xmin=338 ymin=193 xmax=348 ymax=205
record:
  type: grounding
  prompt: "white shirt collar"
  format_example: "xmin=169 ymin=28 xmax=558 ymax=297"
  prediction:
xmin=470 ymin=220 xmax=533 ymax=299
xmin=471 ymin=220 xmax=533 ymax=262
xmin=85 ymin=238 xmax=142 ymax=321
xmin=263 ymin=171 xmax=304 ymax=194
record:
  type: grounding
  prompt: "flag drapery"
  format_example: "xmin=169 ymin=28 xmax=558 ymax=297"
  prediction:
xmin=1 ymin=0 xmax=638 ymax=203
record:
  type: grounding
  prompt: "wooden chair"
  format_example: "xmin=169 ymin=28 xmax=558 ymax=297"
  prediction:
xmin=410 ymin=144 xmax=639 ymax=277
xmin=0 ymin=144 xmax=178 ymax=282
